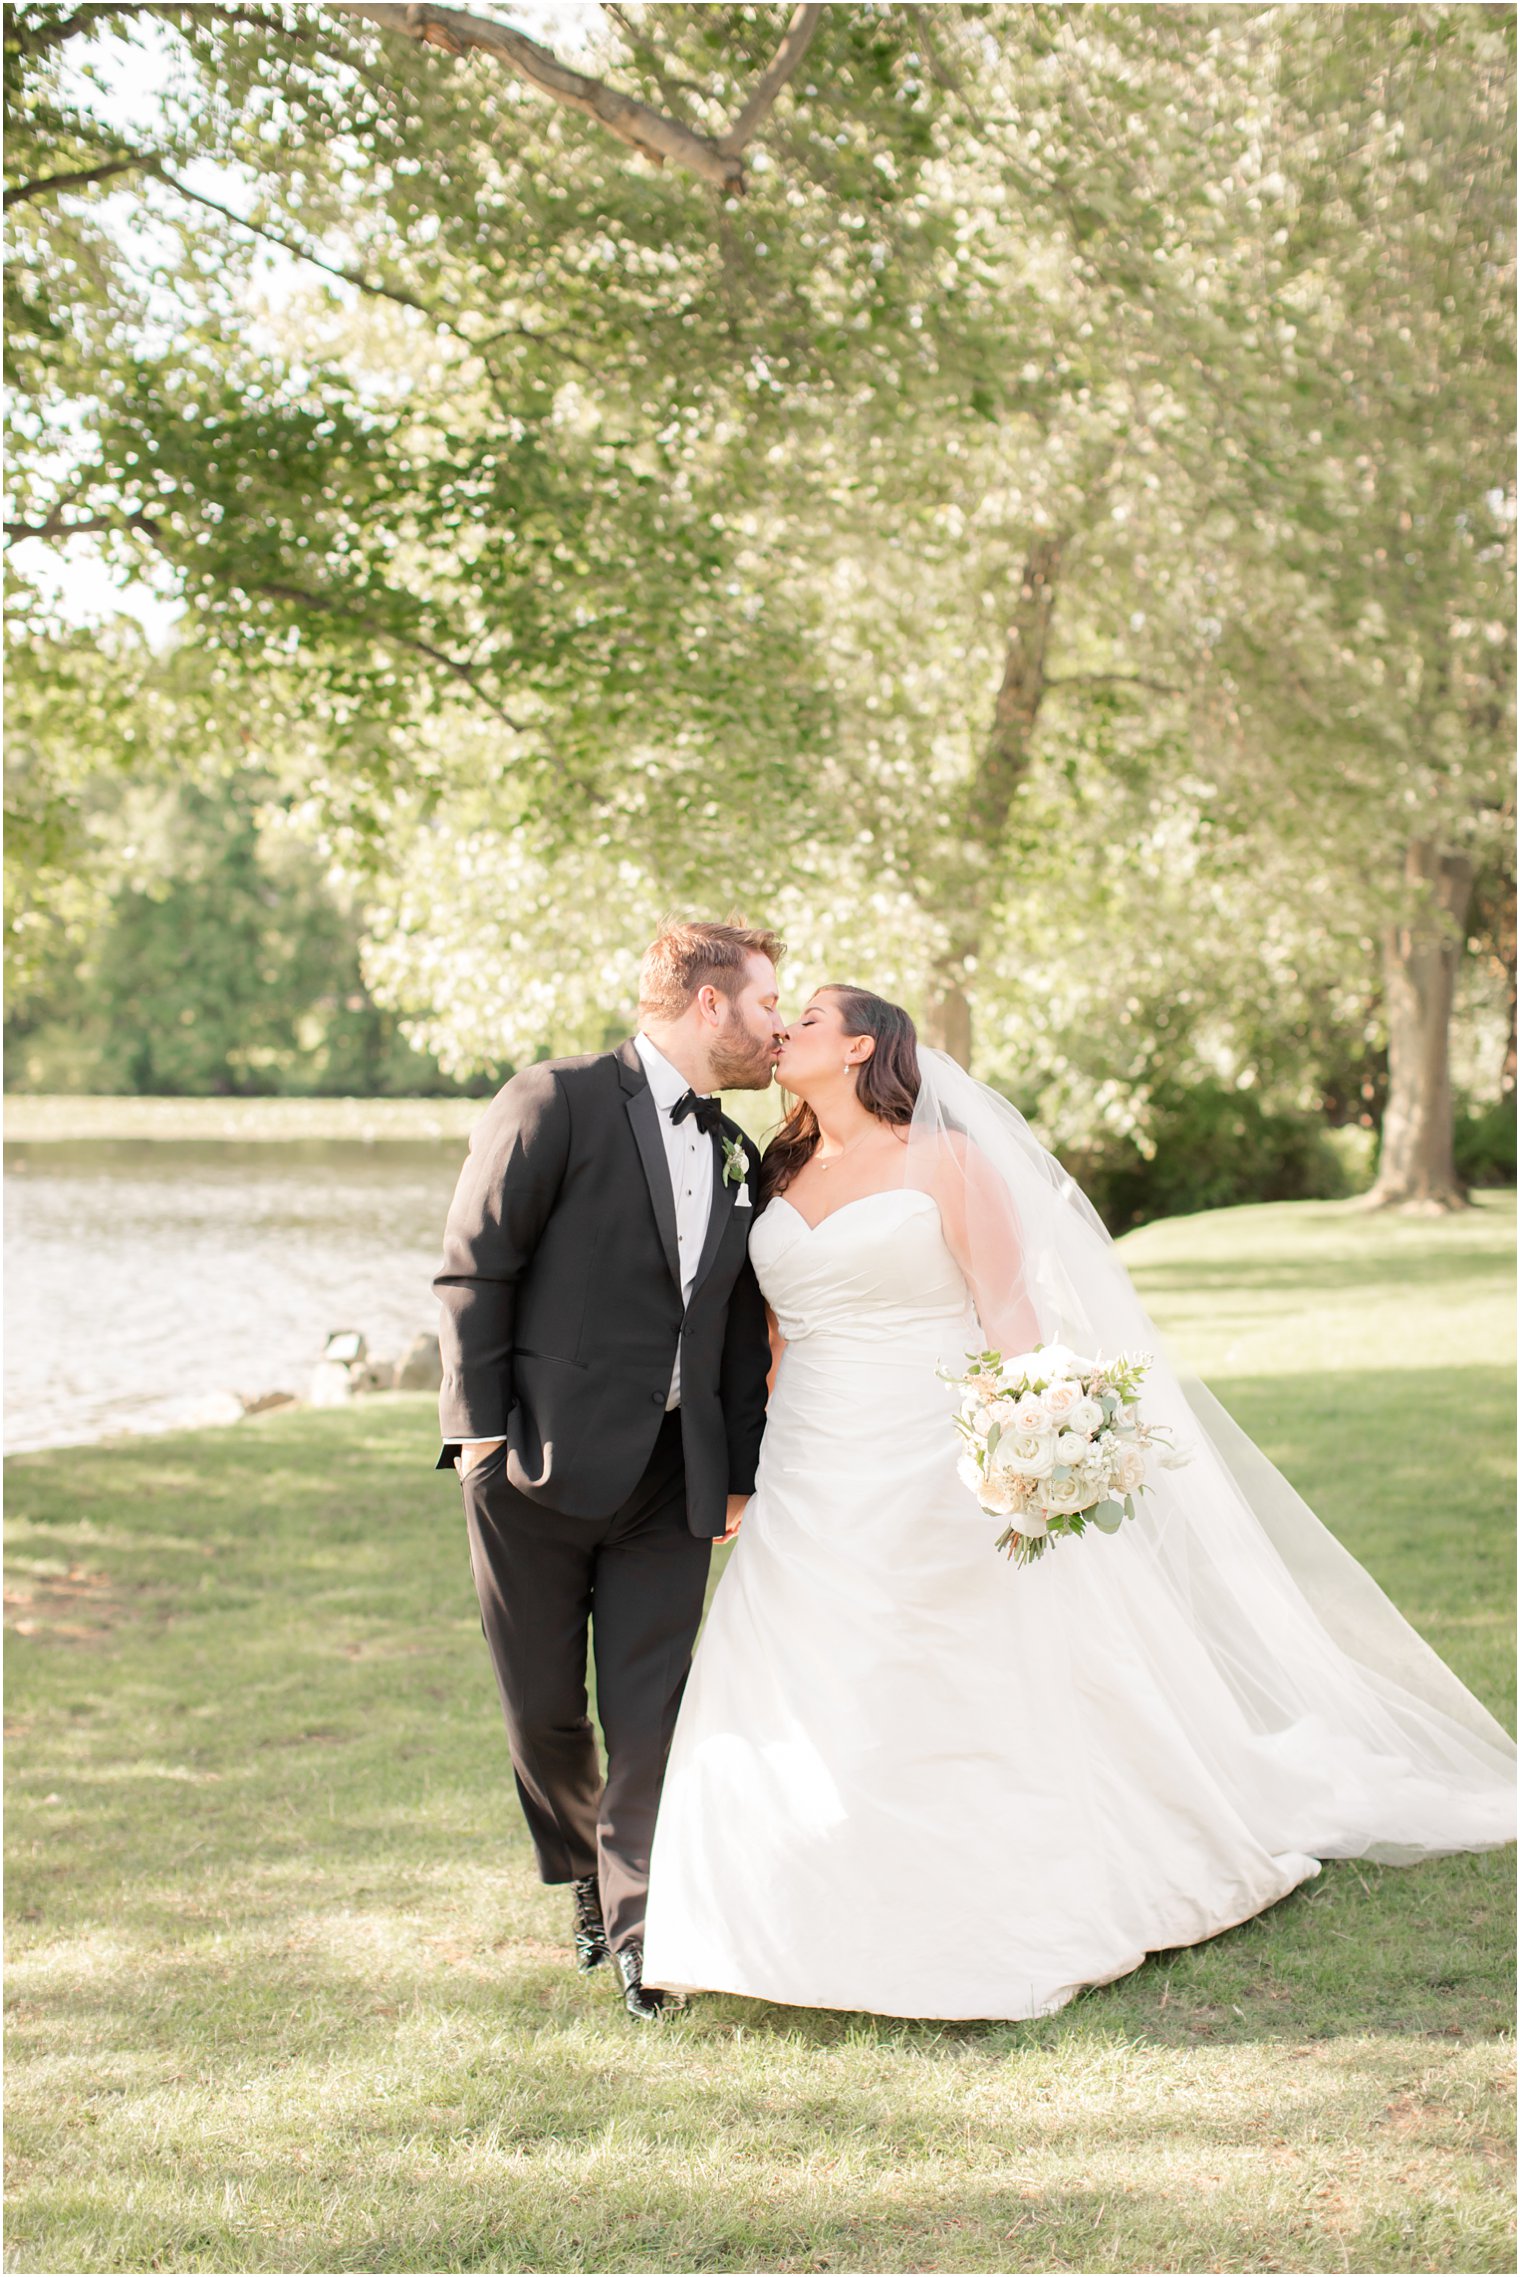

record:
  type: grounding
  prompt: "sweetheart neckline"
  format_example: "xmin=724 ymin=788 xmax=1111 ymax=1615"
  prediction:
xmin=768 ymin=1190 xmax=938 ymax=1238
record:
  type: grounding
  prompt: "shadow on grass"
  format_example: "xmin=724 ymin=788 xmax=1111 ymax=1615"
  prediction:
xmin=6 ymin=1381 xmax=1516 ymax=2275
xmin=6 ymin=1920 xmax=1515 ymax=2273
xmin=8 ymin=1831 xmax=1513 ymax=2074
xmin=6 ymin=1365 xmax=1514 ymax=2045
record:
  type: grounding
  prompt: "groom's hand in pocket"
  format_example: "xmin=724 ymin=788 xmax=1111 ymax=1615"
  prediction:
xmin=720 ymin=1495 xmax=749 ymax=1543
xmin=457 ymin=1440 xmax=505 ymax=1477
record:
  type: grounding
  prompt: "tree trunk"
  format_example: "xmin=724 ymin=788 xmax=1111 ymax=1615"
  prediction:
xmin=923 ymin=957 xmax=974 ymax=1065
xmin=923 ymin=538 xmax=1063 ymax=1069
xmin=972 ymin=536 xmax=1062 ymax=835
xmin=1366 ymin=839 xmax=1474 ymax=1211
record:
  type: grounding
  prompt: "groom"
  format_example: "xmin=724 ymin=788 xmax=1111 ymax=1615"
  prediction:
xmin=434 ymin=919 xmax=784 ymax=2018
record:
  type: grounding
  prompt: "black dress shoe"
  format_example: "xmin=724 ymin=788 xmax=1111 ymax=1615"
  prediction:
xmin=570 ymin=1875 xmax=610 ymax=1972
xmin=615 ymin=1941 xmax=684 ymax=2021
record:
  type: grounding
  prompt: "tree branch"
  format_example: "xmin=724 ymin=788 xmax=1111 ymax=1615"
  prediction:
xmin=7 ymin=3 xmax=122 ymax=53
xmin=3 ymin=155 xmax=148 ymax=208
xmin=1045 ymin=671 xmax=1184 ymax=697
xmin=347 ymin=2 xmax=738 ymax=184
xmin=345 ymin=2 xmax=817 ymax=191
xmin=150 ymin=165 xmax=435 ymax=313
xmin=5 ymin=501 xmax=160 ymax=546
xmin=239 ymin=576 xmax=529 ymax=729
xmin=715 ymin=3 xmax=822 ymax=157
xmin=10 ymin=2 xmax=315 ymax=55
xmin=602 ymin=4 xmax=710 ymax=128
xmin=4 ymin=136 xmax=441 ymax=314
xmin=7 ymin=497 xmax=529 ymax=734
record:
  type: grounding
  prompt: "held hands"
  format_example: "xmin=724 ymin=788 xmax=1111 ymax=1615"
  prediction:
xmin=457 ymin=1448 xmax=748 ymax=1546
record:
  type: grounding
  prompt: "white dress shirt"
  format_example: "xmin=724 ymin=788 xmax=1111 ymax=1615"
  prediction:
xmin=633 ymin=1031 xmax=715 ymax=1410
xmin=462 ymin=1034 xmax=716 ymax=1446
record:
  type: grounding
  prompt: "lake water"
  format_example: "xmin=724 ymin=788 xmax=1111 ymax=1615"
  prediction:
xmin=4 ymin=1140 xmax=467 ymax=1453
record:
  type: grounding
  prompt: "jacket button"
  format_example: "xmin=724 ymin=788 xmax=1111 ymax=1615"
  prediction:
xmin=651 ymin=1391 xmax=666 ymax=1406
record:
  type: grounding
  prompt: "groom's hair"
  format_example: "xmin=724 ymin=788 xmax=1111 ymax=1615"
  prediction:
xmin=638 ymin=918 xmax=785 ymax=1022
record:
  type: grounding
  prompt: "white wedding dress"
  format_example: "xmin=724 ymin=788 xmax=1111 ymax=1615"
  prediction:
xmin=642 ymin=1175 xmax=1515 ymax=2021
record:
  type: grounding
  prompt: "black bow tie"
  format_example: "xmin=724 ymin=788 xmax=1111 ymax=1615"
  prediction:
xmin=670 ymin=1088 xmax=722 ymax=1138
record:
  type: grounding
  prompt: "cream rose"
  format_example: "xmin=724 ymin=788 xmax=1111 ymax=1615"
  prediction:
xmin=1012 ymin=1392 xmax=1051 ymax=1433
xmin=1043 ymin=1474 xmax=1098 ymax=1515
xmin=1114 ymin=1445 xmax=1147 ymax=1495
xmin=1042 ymin=1380 xmax=1082 ymax=1424
xmin=1067 ymin=1395 xmax=1104 ymax=1436
xmin=998 ymin=1428 xmax=1058 ymax=1480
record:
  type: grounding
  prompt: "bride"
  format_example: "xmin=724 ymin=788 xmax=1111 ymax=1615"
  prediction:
xmin=641 ymin=985 xmax=1516 ymax=2021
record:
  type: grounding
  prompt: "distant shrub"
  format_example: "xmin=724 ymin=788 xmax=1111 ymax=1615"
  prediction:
xmin=1454 ymin=1097 xmax=1518 ymax=1188
xmin=1068 ymin=1078 xmax=1362 ymax=1234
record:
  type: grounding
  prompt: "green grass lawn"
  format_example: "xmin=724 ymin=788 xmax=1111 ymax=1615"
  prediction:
xmin=5 ymin=1196 xmax=1514 ymax=2275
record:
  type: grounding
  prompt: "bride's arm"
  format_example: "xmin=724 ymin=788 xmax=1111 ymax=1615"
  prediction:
xmin=926 ymin=1131 xmax=1043 ymax=1354
xmin=765 ymin=1303 xmax=785 ymax=1397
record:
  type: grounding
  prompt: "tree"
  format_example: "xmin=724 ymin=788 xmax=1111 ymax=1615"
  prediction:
xmin=1126 ymin=4 xmax=1516 ymax=1207
xmin=5 ymin=2 xmax=1512 ymax=1203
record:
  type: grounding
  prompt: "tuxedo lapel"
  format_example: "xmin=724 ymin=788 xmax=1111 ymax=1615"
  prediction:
xmin=689 ymin=1129 xmax=739 ymax=1299
xmin=617 ymin=1040 xmax=682 ymax=1293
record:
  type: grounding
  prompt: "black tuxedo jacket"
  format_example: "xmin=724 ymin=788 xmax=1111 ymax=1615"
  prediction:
xmin=433 ymin=1038 xmax=770 ymax=1538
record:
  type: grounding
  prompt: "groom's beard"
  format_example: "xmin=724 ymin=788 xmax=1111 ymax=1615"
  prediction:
xmin=708 ymin=1011 xmax=777 ymax=1092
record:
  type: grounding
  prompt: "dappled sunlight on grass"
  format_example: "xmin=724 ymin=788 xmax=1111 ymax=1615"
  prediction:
xmin=6 ymin=1200 xmax=1514 ymax=2271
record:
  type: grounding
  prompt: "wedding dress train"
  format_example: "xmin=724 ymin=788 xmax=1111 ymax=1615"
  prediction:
xmin=642 ymin=1163 xmax=1514 ymax=2021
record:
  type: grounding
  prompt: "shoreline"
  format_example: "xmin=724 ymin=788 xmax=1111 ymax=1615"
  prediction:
xmin=3 ymin=1096 xmax=488 ymax=1145
xmin=3 ymin=1089 xmax=786 ymax=1147
xmin=3 ymin=1385 xmax=432 ymax=1464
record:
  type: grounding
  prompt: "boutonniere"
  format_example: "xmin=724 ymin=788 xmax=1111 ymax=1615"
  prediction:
xmin=721 ymin=1135 xmax=751 ymax=1190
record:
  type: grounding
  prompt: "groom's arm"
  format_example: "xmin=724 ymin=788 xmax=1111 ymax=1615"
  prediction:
xmin=434 ymin=1064 xmax=570 ymax=1463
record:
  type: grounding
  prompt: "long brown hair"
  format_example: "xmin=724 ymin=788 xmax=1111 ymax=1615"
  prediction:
xmin=760 ymin=986 xmax=921 ymax=1203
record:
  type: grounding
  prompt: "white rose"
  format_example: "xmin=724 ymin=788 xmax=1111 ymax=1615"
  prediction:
xmin=1067 ymin=1395 xmax=1104 ymax=1436
xmin=1043 ymin=1474 xmax=1098 ymax=1515
xmin=998 ymin=1429 xmax=1058 ymax=1480
xmin=1003 ymin=1351 xmax=1044 ymax=1382
xmin=1055 ymin=1429 xmax=1093 ymax=1464
xmin=1036 ymin=1344 xmax=1078 ymax=1378
xmin=1042 ymin=1380 xmax=1081 ymax=1424
xmin=1012 ymin=1392 xmax=1051 ymax=1433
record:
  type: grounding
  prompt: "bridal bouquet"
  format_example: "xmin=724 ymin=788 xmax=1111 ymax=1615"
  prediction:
xmin=943 ymin=1342 xmax=1179 ymax=1566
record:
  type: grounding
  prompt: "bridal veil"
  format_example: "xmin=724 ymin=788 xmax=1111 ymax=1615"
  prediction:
xmin=903 ymin=1047 xmax=1515 ymax=1865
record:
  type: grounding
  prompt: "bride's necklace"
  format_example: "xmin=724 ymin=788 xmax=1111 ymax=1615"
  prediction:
xmin=814 ymin=1129 xmax=876 ymax=1172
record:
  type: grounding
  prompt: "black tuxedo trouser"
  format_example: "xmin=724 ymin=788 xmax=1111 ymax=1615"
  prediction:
xmin=460 ymin=1410 xmax=711 ymax=1953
